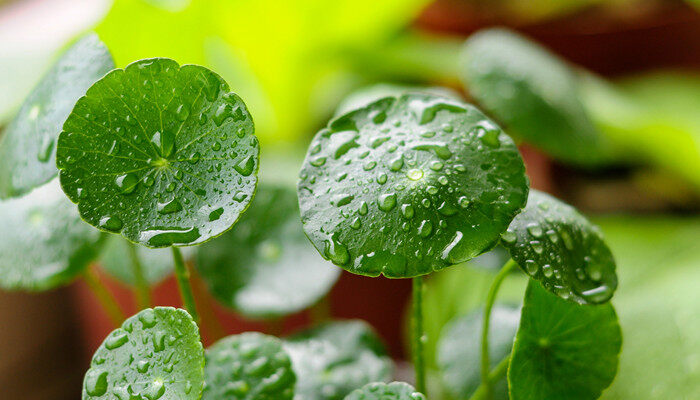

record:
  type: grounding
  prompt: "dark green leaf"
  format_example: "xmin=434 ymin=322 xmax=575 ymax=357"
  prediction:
xmin=203 ymin=332 xmax=296 ymax=400
xmin=335 ymin=84 xmax=462 ymax=116
xmin=437 ymin=304 xmax=520 ymax=400
xmin=82 ymin=307 xmax=204 ymax=400
xmin=461 ymin=28 xmax=607 ymax=166
xmin=298 ymin=93 xmax=528 ymax=278
xmin=343 ymin=382 xmax=425 ymax=400
xmin=501 ymin=190 xmax=617 ymax=304
xmin=0 ymin=179 xmax=103 ymax=291
xmin=508 ymin=281 xmax=621 ymax=400
xmin=0 ymin=34 xmax=114 ymax=198
xmin=284 ymin=320 xmax=393 ymax=400
xmin=56 ymin=57 xmax=259 ymax=248
xmin=197 ymin=185 xmax=340 ymax=318
xmin=99 ymin=235 xmax=195 ymax=286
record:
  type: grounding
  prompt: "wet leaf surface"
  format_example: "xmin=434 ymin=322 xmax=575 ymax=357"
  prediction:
xmin=501 ymin=190 xmax=617 ymax=304
xmin=203 ymin=332 xmax=296 ymax=400
xmin=0 ymin=179 xmax=103 ymax=291
xmin=298 ymin=93 xmax=528 ymax=278
xmin=343 ymin=382 xmax=425 ymax=400
xmin=0 ymin=34 xmax=114 ymax=199
xmin=197 ymin=185 xmax=340 ymax=318
xmin=283 ymin=320 xmax=393 ymax=400
xmin=83 ymin=307 xmax=204 ymax=400
xmin=56 ymin=57 xmax=259 ymax=247
xmin=508 ymin=281 xmax=621 ymax=400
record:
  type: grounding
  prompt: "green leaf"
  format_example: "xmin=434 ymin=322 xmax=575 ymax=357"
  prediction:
xmin=284 ymin=320 xmax=393 ymax=400
xmin=99 ymin=235 xmax=195 ymax=286
xmin=197 ymin=185 xmax=340 ymax=318
xmin=298 ymin=93 xmax=528 ymax=278
xmin=56 ymin=57 xmax=259 ymax=248
xmin=0 ymin=34 xmax=114 ymax=199
xmin=461 ymin=28 xmax=607 ymax=166
xmin=508 ymin=281 xmax=621 ymax=400
xmin=343 ymin=382 xmax=425 ymax=400
xmin=203 ymin=332 xmax=296 ymax=400
xmin=335 ymin=83 xmax=462 ymax=117
xmin=501 ymin=190 xmax=617 ymax=304
xmin=437 ymin=305 xmax=520 ymax=400
xmin=0 ymin=178 xmax=103 ymax=291
xmin=82 ymin=307 xmax=204 ymax=400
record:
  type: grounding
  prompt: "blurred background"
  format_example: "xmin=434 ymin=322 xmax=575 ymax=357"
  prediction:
xmin=0 ymin=0 xmax=698 ymax=399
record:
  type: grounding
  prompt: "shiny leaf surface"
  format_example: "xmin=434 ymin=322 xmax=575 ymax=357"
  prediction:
xmin=344 ymin=382 xmax=425 ymax=400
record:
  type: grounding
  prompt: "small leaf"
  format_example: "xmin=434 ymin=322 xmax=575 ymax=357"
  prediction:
xmin=343 ymin=382 xmax=425 ymax=400
xmin=461 ymin=28 xmax=607 ymax=166
xmin=82 ymin=307 xmax=204 ymax=400
xmin=99 ymin=235 xmax=195 ymax=286
xmin=197 ymin=185 xmax=340 ymax=318
xmin=298 ymin=93 xmax=528 ymax=278
xmin=437 ymin=305 xmax=520 ymax=400
xmin=56 ymin=57 xmax=259 ymax=247
xmin=508 ymin=281 xmax=622 ymax=400
xmin=203 ymin=332 xmax=296 ymax=400
xmin=501 ymin=190 xmax=617 ymax=304
xmin=284 ymin=320 xmax=393 ymax=400
xmin=0 ymin=179 xmax=103 ymax=291
xmin=0 ymin=33 xmax=114 ymax=198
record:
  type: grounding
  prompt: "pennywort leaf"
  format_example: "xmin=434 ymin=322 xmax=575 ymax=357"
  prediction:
xmin=0 ymin=179 xmax=103 ymax=291
xmin=83 ymin=307 xmax=204 ymax=400
xmin=508 ymin=281 xmax=622 ymax=400
xmin=197 ymin=185 xmax=340 ymax=318
xmin=203 ymin=332 xmax=296 ymax=400
xmin=298 ymin=93 xmax=528 ymax=278
xmin=501 ymin=190 xmax=617 ymax=304
xmin=0 ymin=33 xmax=114 ymax=198
xmin=283 ymin=320 xmax=393 ymax=400
xmin=56 ymin=57 xmax=259 ymax=247
xmin=343 ymin=382 xmax=425 ymax=400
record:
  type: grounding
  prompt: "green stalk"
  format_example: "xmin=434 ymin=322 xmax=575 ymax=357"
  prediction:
xmin=411 ymin=276 xmax=427 ymax=394
xmin=82 ymin=265 xmax=126 ymax=327
xmin=469 ymin=356 xmax=511 ymax=400
xmin=127 ymin=242 xmax=151 ymax=309
xmin=480 ymin=259 xmax=517 ymax=399
xmin=172 ymin=247 xmax=199 ymax=322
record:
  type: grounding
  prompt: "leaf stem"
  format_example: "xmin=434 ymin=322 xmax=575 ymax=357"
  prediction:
xmin=189 ymin=263 xmax=226 ymax=342
xmin=127 ymin=242 xmax=151 ymax=309
xmin=480 ymin=259 xmax=517 ymax=399
xmin=82 ymin=265 xmax=126 ymax=327
xmin=172 ymin=247 xmax=199 ymax=322
xmin=412 ymin=276 xmax=427 ymax=394
xmin=469 ymin=356 xmax=511 ymax=400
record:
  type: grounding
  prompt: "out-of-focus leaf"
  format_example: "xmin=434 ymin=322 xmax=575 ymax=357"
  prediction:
xmin=344 ymin=382 xmax=425 ymax=400
xmin=334 ymin=83 xmax=462 ymax=116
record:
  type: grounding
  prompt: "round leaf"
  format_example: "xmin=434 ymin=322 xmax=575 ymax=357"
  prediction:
xmin=56 ymin=57 xmax=259 ymax=248
xmin=197 ymin=185 xmax=340 ymax=318
xmin=508 ymin=281 xmax=622 ymax=400
xmin=203 ymin=332 xmax=296 ymax=400
xmin=0 ymin=178 xmax=103 ymax=291
xmin=437 ymin=305 xmax=520 ymax=400
xmin=501 ymin=190 xmax=617 ymax=304
xmin=344 ymin=382 xmax=425 ymax=400
xmin=298 ymin=93 xmax=528 ymax=278
xmin=335 ymin=83 xmax=462 ymax=116
xmin=461 ymin=28 xmax=606 ymax=166
xmin=0 ymin=34 xmax=114 ymax=198
xmin=83 ymin=307 xmax=204 ymax=400
xmin=283 ymin=320 xmax=393 ymax=400
xmin=100 ymin=235 xmax=195 ymax=286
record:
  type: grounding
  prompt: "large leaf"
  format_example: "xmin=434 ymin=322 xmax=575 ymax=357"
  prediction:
xmin=461 ymin=28 xmax=607 ymax=166
xmin=203 ymin=332 xmax=296 ymax=400
xmin=197 ymin=185 xmax=340 ymax=318
xmin=0 ymin=34 xmax=114 ymax=198
xmin=508 ymin=281 xmax=621 ymax=400
xmin=83 ymin=307 xmax=204 ymax=400
xmin=298 ymin=93 xmax=528 ymax=278
xmin=501 ymin=190 xmax=617 ymax=304
xmin=437 ymin=305 xmax=520 ymax=400
xmin=344 ymin=382 xmax=425 ymax=400
xmin=334 ymin=84 xmax=462 ymax=117
xmin=283 ymin=320 xmax=393 ymax=400
xmin=56 ymin=57 xmax=259 ymax=247
xmin=0 ymin=179 xmax=103 ymax=291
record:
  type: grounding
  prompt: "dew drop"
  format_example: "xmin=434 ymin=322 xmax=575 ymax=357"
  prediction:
xmin=234 ymin=155 xmax=255 ymax=176
xmin=157 ymin=198 xmax=182 ymax=215
xmin=115 ymin=173 xmax=139 ymax=194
